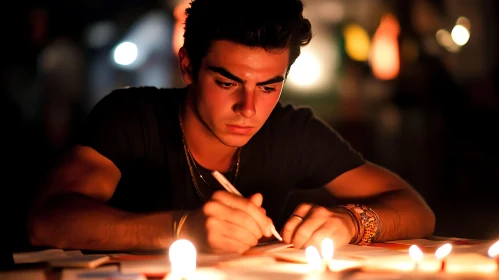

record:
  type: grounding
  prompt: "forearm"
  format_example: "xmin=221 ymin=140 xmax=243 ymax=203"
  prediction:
xmin=28 ymin=194 xmax=180 ymax=251
xmin=363 ymin=188 xmax=435 ymax=241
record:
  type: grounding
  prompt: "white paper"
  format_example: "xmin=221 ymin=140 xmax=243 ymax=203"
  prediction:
xmin=363 ymin=253 xmax=441 ymax=272
xmin=13 ymin=249 xmax=83 ymax=264
xmin=384 ymin=239 xmax=451 ymax=247
xmin=119 ymin=258 xmax=170 ymax=275
xmin=270 ymin=244 xmax=405 ymax=263
xmin=119 ymin=253 xmax=278 ymax=275
xmin=0 ymin=268 xmax=47 ymax=280
xmin=445 ymin=253 xmax=497 ymax=274
xmin=223 ymin=262 xmax=316 ymax=280
xmin=347 ymin=272 xmax=404 ymax=280
xmin=60 ymin=264 xmax=120 ymax=280
xmin=385 ymin=239 xmax=494 ymax=254
xmin=49 ymin=254 xmax=110 ymax=269
xmin=336 ymin=244 xmax=407 ymax=258
xmin=245 ymin=242 xmax=293 ymax=254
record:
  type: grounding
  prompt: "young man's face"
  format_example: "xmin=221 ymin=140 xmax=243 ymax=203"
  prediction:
xmin=181 ymin=40 xmax=289 ymax=147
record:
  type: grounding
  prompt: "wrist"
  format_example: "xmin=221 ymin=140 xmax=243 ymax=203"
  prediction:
xmin=330 ymin=206 xmax=360 ymax=244
xmin=173 ymin=211 xmax=190 ymax=240
xmin=145 ymin=211 xmax=184 ymax=249
xmin=343 ymin=204 xmax=382 ymax=245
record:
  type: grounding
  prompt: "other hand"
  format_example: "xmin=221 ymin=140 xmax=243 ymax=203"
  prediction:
xmin=281 ymin=203 xmax=357 ymax=249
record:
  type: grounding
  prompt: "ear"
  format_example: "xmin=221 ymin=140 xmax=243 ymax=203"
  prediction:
xmin=178 ymin=47 xmax=194 ymax=85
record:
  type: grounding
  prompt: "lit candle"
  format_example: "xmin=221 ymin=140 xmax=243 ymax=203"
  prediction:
xmin=317 ymin=238 xmax=361 ymax=273
xmin=487 ymin=240 xmax=499 ymax=271
xmin=305 ymin=246 xmax=325 ymax=280
xmin=435 ymin=243 xmax=452 ymax=272
xmin=306 ymin=245 xmax=324 ymax=272
xmin=445 ymin=253 xmax=497 ymax=274
xmin=409 ymin=245 xmax=423 ymax=271
xmin=321 ymin=238 xmax=334 ymax=270
xmin=168 ymin=239 xmax=197 ymax=279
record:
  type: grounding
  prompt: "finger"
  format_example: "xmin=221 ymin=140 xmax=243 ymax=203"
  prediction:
xmin=248 ymin=193 xmax=267 ymax=215
xmin=249 ymin=193 xmax=263 ymax=207
xmin=205 ymin=217 xmax=259 ymax=250
xmin=211 ymin=191 xmax=272 ymax=236
xmin=281 ymin=203 xmax=313 ymax=243
xmin=302 ymin=219 xmax=352 ymax=251
xmin=291 ymin=206 xmax=333 ymax=249
xmin=203 ymin=200 xmax=262 ymax=240
xmin=302 ymin=225 xmax=336 ymax=250
xmin=290 ymin=215 xmax=326 ymax=249
xmin=205 ymin=229 xmax=252 ymax=254
xmin=249 ymin=193 xmax=267 ymax=216
xmin=281 ymin=214 xmax=304 ymax=244
xmin=292 ymin=203 xmax=314 ymax=219
xmin=209 ymin=239 xmax=250 ymax=254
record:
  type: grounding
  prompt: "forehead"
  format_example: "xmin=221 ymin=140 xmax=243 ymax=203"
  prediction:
xmin=202 ymin=40 xmax=289 ymax=77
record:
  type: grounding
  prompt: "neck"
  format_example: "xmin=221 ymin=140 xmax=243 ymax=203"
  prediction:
xmin=180 ymin=90 xmax=238 ymax=173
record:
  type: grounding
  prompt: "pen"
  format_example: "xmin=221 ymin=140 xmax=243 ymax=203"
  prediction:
xmin=212 ymin=170 xmax=283 ymax=241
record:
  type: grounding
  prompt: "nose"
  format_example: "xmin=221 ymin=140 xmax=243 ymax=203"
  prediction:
xmin=233 ymin=89 xmax=256 ymax=118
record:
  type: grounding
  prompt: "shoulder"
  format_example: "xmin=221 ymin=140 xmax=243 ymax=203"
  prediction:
xmin=78 ymin=87 xmax=186 ymax=161
xmin=251 ymin=102 xmax=319 ymax=149
xmin=267 ymin=102 xmax=317 ymax=129
xmin=90 ymin=86 xmax=185 ymax=117
xmin=97 ymin=86 xmax=181 ymax=107
xmin=262 ymin=102 xmax=347 ymax=144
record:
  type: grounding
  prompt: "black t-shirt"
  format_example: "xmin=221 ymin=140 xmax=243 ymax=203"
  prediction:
xmin=78 ymin=86 xmax=365 ymax=227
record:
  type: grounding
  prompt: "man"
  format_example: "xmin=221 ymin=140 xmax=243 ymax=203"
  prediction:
xmin=28 ymin=0 xmax=435 ymax=254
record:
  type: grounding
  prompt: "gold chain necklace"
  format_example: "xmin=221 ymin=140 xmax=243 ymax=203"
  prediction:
xmin=179 ymin=107 xmax=241 ymax=201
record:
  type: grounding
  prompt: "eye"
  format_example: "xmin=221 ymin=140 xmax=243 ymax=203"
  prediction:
xmin=260 ymin=86 xmax=276 ymax=94
xmin=215 ymin=80 xmax=235 ymax=90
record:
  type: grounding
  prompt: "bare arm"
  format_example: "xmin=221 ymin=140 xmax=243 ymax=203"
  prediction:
xmin=27 ymin=145 xmax=179 ymax=251
xmin=325 ymin=162 xmax=435 ymax=241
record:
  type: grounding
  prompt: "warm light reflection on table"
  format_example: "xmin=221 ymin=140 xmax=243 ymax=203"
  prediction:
xmin=163 ymin=238 xmax=499 ymax=279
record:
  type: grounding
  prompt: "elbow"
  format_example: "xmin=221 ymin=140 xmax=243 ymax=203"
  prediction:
xmin=420 ymin=206 xmax=436 ymax=238
xmin=26 ymin=213 xmax=49 ymax=247
xmin=27 ymin=211 xmax=66 ymax=249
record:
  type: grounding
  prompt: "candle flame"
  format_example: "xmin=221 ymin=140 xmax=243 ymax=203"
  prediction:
xmin=409 ymin=245 xmax=423 ymax=262
xmin=306 ymin=246 xmax=322 ymax=270
xmin=435 ymin=243 xmax=452 ymax=259
xmin=169 ymin=239 xmax=197 ymax=278
xmin=488 ymin=240 xmax=499 ymax=258
xmin=321 ymin=238 xmax=334 ymax=261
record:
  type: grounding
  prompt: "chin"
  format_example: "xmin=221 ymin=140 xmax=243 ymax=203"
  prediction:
xmin=218 ymin=134 xmax=253 ymax=148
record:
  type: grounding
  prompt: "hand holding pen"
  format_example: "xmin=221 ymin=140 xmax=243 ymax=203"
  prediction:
xmin=212 ymin=171 xmax=283 ymax=241
xmin=176 ymin=172 xmax=279 ymax=254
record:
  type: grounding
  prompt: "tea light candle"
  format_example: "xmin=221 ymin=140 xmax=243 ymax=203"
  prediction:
xmin=304 ymin=238 xmax=361 ymax=274
xmin=166 ymin=240 xmax=226 ymax=280
xmin=321 ymin=238 xmax=334 ymax=270
xmin=168 ymin=239 xmax=197 ymax=279
xmin=435 ymin=243 xmax=452 ymax=272
xmin=306 ymin=246 xmax=324 ymax=272
xmin=487 ymin=240 xmax=499 ymax=270
xmin=445 ymin=253 xmax=497 ymax=274
xmin=303 ymin=245 xmax=324 ymax=280
xmin=409 ymin=245 xmax=423 ymax=271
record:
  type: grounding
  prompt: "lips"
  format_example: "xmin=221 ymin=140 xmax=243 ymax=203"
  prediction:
xmin=226 ymin=124 xmax=254 ymax=135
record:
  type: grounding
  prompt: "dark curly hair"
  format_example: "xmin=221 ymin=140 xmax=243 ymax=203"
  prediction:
xmin=182 ymin=0 xmax=313 ymax=79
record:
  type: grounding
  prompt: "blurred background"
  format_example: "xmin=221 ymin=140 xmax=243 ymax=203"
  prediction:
xmin=1 ymin=0 xmax=498 ymax=251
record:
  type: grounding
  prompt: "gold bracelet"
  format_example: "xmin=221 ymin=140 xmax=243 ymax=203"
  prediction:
xmin=344 ymin=204 xmax=381 ymax=245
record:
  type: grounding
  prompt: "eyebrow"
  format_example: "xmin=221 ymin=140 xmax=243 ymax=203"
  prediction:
xmin=207 ymin=66 xmax=285 ymax=86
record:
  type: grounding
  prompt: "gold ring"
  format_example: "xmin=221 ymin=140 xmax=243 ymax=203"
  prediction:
xmin=292 ymin=214 xmax=304 ymax=221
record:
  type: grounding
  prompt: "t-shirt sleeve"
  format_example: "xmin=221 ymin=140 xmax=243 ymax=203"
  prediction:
xmin=76 ymin=88 xmax=144 ymax=171
xmin=275 ymin=105 xmax=366 ymax=189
